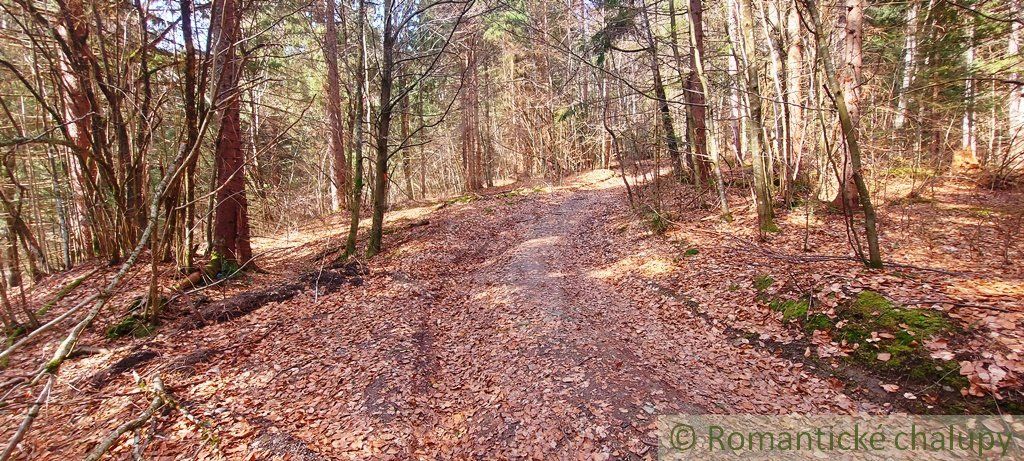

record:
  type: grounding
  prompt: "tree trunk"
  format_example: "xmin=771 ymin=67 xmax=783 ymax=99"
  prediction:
xmin=324 ymin=0 xmax=349 ymax=212
xmin=400 ymin=90 xmax=414 ymax=199
xmin=367 ymin=0 xmax=396 ymax=258
xmin=687 ymin=0 xmax=731 ymax=217
xmin=55 ymin=0 xmax=99 ymax=258
xmin=345 ymin=0 xmax=368 ymax=257
xmin=802 ymin=0 xmax=883 ymax=268
xmin=955 ymin=20 xmax=979 ymax=172
xmin=687 ymin=0 xmax=714 ymax=183
xmin=832 ymin=0 xmax=864 ymax=211
xmin=736 ymin=0 xmax=775 ymax=231
xmin=893 ymin=2 xmax=918 ymax=130
xmin=641 ymin=5 xmax=685 ymax=181
xmin=210 ymin=0 xmax=253 ymax=269
xmin=786 ymin=5 xmax=805 ymax=188
xmin=1008 ymin=0 xmax=1024 ymax=169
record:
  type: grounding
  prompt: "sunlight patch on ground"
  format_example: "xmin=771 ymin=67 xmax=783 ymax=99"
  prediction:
xmin=639 ymin=258 xmax=676 ymax=276
xmin=782 ymin=210 xmax=823 ymax=227
xmin=587 ymin=254 xmax=676 ymax=280
xmin=948 ymin=278 xmax=1024 ymax=299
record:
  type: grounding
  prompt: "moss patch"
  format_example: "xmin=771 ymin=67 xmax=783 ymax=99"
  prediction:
xmin=779 ymin=290 xmax=965 ymax=389
xmin=105 ymin=316 xmax=156 ymax=339
xmin=753 ymin=274 xmax=775 ymax=292
xmin=770 ymin=298 xmax=809 ymax=323
xmin=446 ymin=194 xmax=478 ymax=205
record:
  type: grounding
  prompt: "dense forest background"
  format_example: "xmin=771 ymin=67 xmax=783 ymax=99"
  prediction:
xmin=0 ymin=0 xmax=1021 ymax=280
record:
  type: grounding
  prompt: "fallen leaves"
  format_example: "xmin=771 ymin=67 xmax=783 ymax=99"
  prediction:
xmin=881 ymin=383 xmax=900 ymax=393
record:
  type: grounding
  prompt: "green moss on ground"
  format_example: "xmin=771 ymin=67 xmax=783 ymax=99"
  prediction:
xmin=769 ymin=298 xmax=809 ymax=323
xmin=753 ymin=274 xmax=775 ymax=292
xmin=776 ymin=290 xmax=966 ymax=389
xmin=105 ymin=316 xmax=156 ymax=339
xmin=644 ymin=210 xmax=670 ymax=235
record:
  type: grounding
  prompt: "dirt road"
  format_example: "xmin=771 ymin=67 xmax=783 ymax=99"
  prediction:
xmin=14 ymin=173 xmax=857 ymax=460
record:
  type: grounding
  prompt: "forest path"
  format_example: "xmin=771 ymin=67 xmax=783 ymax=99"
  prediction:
xmin=403 ymin=178 xmax=706 ymax=458
xmin=314 ymin=171 xmax=855 ymax=459
xmin=49 ymin=171 xmax=856 ymax=460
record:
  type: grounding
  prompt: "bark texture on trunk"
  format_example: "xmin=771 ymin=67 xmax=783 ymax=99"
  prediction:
xmin=803 ymin=0 xmax=883 ymax=268
xmin=834 ymin=0 xmax=863 ymax=211
xmin=686 ymin=0 xmax=714 ymax=183
xmin=324 ymin=0 xmax=349 ymax=211
xmin=211 ymin=0 xmax=253 ymax=268
xmin=737 ymin=0 xmax=775 ymax=231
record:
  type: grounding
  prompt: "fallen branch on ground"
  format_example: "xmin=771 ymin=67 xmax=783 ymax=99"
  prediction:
xmin=84 ymin=376 xmax=169 ymax=461
xmin=0 ymin=375 xmax=52 ymax=461
xmin=723 ymin=235 xmax=969 ymax=276
xmin=36 ymin=267 xmax=102 ymax=317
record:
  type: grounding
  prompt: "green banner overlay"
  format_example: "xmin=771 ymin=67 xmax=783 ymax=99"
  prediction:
xmin=658 ymin=415 xmax=1024 ymax=460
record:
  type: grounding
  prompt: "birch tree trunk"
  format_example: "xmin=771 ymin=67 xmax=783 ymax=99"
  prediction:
xmin=786 ymin=4 xmax=805 ymax=187
xmin=893 ymin=2 xmax=918 ymax=130
xmin=1008 ymin=0 xmax=1024 ymax=170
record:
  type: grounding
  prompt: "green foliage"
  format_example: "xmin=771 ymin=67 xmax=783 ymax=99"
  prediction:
xmin=682 ymin=248 xmax=699 ymax=257
xmin=483 ymin=8 xmax=530 ymax=42
xmin=590 ymin=0 xmax=638 ymax=66
xmin=556 ymin=102 xmax=588 ymax=122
